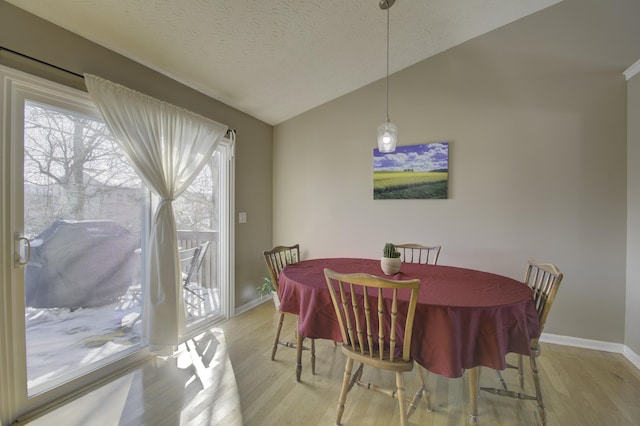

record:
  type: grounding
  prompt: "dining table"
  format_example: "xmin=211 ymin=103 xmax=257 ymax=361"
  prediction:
xmin=277 ymin=257 xmax=540 ymax=424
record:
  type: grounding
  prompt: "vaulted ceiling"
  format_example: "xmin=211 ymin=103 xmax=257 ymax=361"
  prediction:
xmin=6 ymin=0 xmax=562 ymax=125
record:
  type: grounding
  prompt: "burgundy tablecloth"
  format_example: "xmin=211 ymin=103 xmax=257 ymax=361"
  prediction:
xmin=278 ymin=258 xmax=540 ymax=378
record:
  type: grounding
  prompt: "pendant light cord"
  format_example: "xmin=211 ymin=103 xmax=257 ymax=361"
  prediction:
xmin=385 ymin=5 xmax=390 ymax=122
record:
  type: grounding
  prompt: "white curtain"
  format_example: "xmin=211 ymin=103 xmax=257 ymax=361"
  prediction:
xmin=84 ymin=74 xmax=228 ymax=347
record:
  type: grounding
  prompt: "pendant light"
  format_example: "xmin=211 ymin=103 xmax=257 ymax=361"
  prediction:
xmin=377 ymin=0 xmax=397 ymax=153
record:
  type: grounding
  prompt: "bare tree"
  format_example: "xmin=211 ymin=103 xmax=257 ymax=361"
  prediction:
xmin=175 ymin=155 xmax=220 ymax=231
xmin=23 ymin=100 xmax=218 ymax=236
xmin=23 ymin=101 xmax=141 ymax=234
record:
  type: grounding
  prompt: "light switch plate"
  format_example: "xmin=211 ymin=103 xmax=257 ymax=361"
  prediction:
xmin=239 ymin=212 xmax=247 ymax=223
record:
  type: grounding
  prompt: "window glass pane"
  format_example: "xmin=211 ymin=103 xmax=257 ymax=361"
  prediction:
xmin=175 ymin=153 xmax=223 ymax=323
xmin=23 ymin=100 xmax=144 ymax=395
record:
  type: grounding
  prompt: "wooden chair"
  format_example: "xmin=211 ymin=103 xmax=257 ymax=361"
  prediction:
xmin=394 ymin=243 xmax=441 ymax=265
xmin=324 ymin=268 xmax=430 ymax=426
xmin=263 ymin=244 xmax=315 ymax=381
xmin=480 ymin=260 xmax=564 ymax=425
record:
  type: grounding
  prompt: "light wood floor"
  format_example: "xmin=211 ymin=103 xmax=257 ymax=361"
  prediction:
xmin=23 ymin=302 xmax=640 ymax=425
xmin=222 ymin=303 xmax=640 ymax=426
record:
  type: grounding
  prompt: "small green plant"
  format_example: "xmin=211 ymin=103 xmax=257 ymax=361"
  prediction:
xmin=257 ymin=276 xmax=276 ymax=296
xmin=383 ymin=243 xmax=401 ymax=258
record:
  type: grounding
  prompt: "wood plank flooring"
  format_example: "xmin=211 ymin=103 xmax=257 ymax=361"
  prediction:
xmin=22 ymin=302 xmax=640 ymax=425
xmin=221 ymin=303 xmax=640 ymax=426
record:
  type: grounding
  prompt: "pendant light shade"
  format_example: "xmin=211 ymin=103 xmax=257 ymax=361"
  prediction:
xmin=377 ymin=0 xmax=397 ymax=153
xmin=377 ymin=121 xmax=398 ymax=153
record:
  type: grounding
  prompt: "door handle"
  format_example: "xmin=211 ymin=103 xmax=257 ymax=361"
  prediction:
xmin=14 ymin=232 xmax=31 ymax=266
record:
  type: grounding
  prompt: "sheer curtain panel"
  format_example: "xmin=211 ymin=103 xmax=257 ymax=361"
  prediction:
xmin=84 ymin=74 xmax=228 ymax=347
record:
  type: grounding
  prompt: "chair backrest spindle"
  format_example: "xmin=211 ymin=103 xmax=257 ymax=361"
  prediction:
xmin=324 ymin=269 xmax=420 ymax=363
xmin=524 ymin=260 xmax=563 ymax=335
xmin=394 ymin=243 xmax=441 ymax=265
xmin=263 ymin=244 xmax=300 ymax=292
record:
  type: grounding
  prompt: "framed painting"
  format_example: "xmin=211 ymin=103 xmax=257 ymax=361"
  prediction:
xmin=373 ymin=142 xmax=449 ymax=199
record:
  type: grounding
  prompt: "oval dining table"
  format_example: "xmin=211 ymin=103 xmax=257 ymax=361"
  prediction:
xmin=278 ymin=258 xmax=540 ymax=424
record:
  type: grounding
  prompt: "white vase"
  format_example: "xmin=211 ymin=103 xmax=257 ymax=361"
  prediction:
xmin=380 ymin=257 xmax=401 ymax=275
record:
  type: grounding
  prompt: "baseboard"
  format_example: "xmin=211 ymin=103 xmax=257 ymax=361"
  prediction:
xmin=623 ymin=346 xmax=640 ymax=370
xmin=540 ymin=333 xmax=625 ymax=353
xmin=541 ymin=333 xmax=640 ymax=370
xmin=233 ymin=296 xmax=271 ymax=316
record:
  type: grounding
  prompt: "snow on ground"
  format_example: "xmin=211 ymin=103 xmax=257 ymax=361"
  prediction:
xmin=25 ymin=291 xmax=142 ymax=389
xmin=25 ymin=283 xmax=219 ymax=391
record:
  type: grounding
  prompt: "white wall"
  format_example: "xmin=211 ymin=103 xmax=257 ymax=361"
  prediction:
xmin=273 ymin=0 xmax=640 ymax=343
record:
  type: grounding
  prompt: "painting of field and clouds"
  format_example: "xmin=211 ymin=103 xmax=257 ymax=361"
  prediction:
xmin=373 ymin=142 xmax=449 ymax=199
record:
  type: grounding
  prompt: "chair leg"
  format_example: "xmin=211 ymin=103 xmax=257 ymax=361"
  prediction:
xmin=530 ymin=350 xmax=546 ymax=426
xmin=517 ymin=354 xmax=525 ymax=388
xmin=336 ymin=358 xmax=354 ymax=426
xmin=408 ymin=364 xmax=431 ymax=416
xmin=311 ymin=338 xmax=316 ymax=375
xmin=468 ymin=367 xmax=480 ymax=424
xmin=495 ymin=369 xmax=508 ymax=391
xmin=396 ymin=372 xmax=408 ymax=426
xmin=296 ymin=330 xmax=303 ymax=382
xmin=184 ymin=285 xmax=204 ymax=300
xmin=272 ymin=312 xmax=285 ymax=361
xmin=349 ymin=363 xmax=364 ymax=392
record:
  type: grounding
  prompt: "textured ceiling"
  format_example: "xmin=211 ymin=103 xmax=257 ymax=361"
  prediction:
xmin=7 ymin=0 xmax=561 ymax=125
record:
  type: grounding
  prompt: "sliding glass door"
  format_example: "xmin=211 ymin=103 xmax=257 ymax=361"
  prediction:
xmin=1 ymin=67 xmax=148 ymax=418
xmin=0 ymin=66 xmax=232 ymax=422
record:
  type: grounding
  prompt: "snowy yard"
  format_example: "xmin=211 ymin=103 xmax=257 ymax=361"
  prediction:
xmin=25 ymin=283 xmax=219 ymax=391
